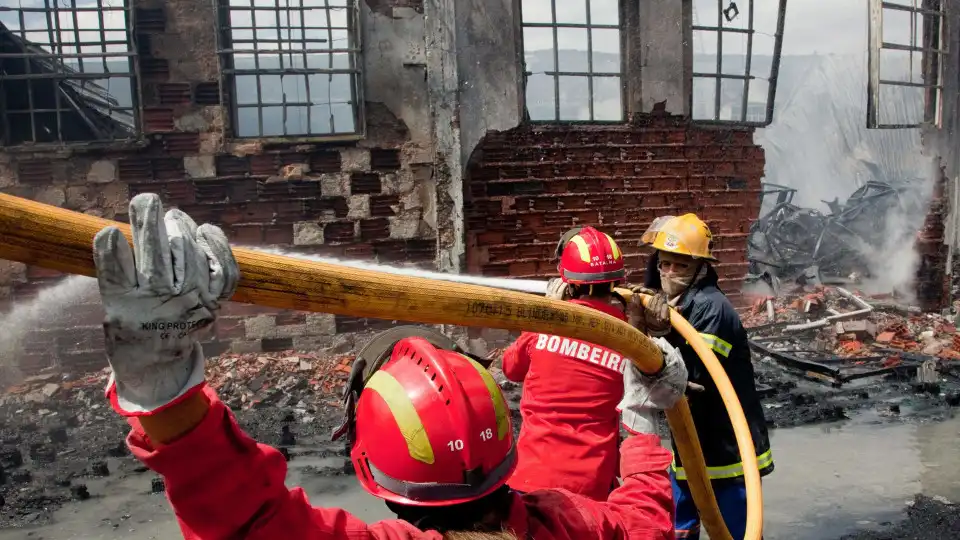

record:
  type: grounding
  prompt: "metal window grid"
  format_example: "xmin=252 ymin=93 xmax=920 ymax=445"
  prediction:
xmin=0 ymin=0 xmax=140 ymax=147
xmin=216 ymin=0 xmax=364 ymax=141
xmin=519 ymin=0 xmax=625 ymax=123
xmin=867 ymin=0 xmax=945 ymax=129
xmin=691 ymin=0 xmax=786 ymax=127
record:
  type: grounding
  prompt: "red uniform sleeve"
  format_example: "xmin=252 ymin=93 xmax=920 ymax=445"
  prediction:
xmin=126 ymin=387 xmax=442 ymax=540
xmin=577 ymin=434 xmax=675 ymax=539
xmin=502 ymin=332 xmax=538 ymax=382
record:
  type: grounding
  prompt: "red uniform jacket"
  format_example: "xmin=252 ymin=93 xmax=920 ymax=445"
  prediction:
xmin=502 ymin=298 xmax=629 ymax=501
xmin=126 ymin=387 xmax=673 ymax=539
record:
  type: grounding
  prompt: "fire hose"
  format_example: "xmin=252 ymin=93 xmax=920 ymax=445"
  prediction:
xmin=0 ymin=192 xmax=761 ymax=540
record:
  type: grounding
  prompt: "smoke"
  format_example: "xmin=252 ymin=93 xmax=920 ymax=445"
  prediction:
xmin=0 ymin=275 xmax=99 ymax=383
xmin=755 ymin=52 xmax=938 ymax=298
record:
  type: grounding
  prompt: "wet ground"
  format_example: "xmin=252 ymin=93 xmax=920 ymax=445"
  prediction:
xmin=0 ymin=402 xmax=958 ymax=538
xmin=1 ymin=362 xmax=960 ymax=539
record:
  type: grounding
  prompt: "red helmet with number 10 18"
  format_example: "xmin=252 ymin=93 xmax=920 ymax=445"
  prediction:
xmin=557 ymin=226 xmax=626 ymax=285
xmin=350 ymin=337 xmax=517 ymax=507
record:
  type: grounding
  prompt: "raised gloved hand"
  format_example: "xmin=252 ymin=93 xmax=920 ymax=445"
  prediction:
xmin=94 ymin=193 xmax=240 ymax=417
xmin=545 ymin=277 xmax=572 ymax=301
xmin=628 ymin=285 xmax=672 ymax=337
xmin=617 ymin=336 xmax=689 ymax=435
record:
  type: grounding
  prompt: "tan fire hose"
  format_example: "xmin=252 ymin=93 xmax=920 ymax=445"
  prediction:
xmin=0 ymin=192 xmax=761 ymax=540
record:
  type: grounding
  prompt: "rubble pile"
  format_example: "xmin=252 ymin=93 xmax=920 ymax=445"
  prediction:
xmin=742 ymin=285 xmax=960 ymax=428
xmin=747 ymin=181 xmax=906 ymax=288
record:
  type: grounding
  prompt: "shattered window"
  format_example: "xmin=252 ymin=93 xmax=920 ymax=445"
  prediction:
xmin=0 ymin=0 xmax=139 ymax=146
xmin=217 ymin=0 xmax=364 ymax=139
xmin=866 ymin=0 xmax=944 ymax=129
xmin=691 ymin=0 xmax=786 ymax=126
xmin=520 ymin=0 xmax=624 ymax=122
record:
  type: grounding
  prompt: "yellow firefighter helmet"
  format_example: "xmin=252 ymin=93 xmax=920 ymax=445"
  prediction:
xmin=640 ymin=213 xmax=717 ymax=261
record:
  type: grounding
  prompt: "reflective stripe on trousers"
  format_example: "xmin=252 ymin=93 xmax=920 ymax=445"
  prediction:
xmin=672 ymin=448 xmax=773 ymax=481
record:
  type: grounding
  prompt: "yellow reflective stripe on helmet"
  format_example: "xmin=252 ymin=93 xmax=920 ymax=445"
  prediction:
xmin=699 ymin=333 xmax=732 ymax=358
xmin=567 ymin=235 xmax=592 ymax=263
xmin=672 ymin=449 xmax=773 ymax=481
xmin=604 ymin=233 xmax=622 ymax=260
xmin=365 ymin=370 xmax=435 ymax=465
xmin=463 ymin=355 xmax=510 ymax=440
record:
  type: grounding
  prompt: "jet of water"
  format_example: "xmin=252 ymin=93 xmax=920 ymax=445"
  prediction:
xmin=249 ymin=246 xmax=550 ymax=296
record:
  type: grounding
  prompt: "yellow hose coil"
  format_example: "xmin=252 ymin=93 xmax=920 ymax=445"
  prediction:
xmin=0 ymin=192 xmax=761 ymax=540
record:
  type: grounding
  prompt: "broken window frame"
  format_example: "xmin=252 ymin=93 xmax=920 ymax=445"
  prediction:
xmin=690 ymin=0 xmax=787 ymax=128
xmin=215 ymin=0 xmax=366 ymax=143
xmin=518 ymin=0 xmax=627 ymax=123
xmin=866 ymin=0 xmax=945 ymax=129
xmin=0 ymin=0 xmax=143 ymax=149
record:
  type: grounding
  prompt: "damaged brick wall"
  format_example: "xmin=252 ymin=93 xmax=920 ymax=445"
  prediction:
xmin=464 ymin=117 xmax=764 ymax=346
xmin=0 ymin=1 xmax=437 ymax=376
xmin=915 ymin=166 xmax=949 ymax=312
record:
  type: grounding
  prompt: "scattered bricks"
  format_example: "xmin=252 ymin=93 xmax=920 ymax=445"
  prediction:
xmin=71 ymin=484 xmax=91 ymax=501
xmin=48 ymin=426 xmax=67 ymax=444
xmin=834 ymin=320 xmax=877 ymax=340
xmin=91 ymin=460 xmax=110 ymax=476
xmin=0 ymin=449 xmax=22 ymax=468
xmin=152 ymin=477 xmax=166 ymax=493
xmin=876 ymin=331 xmax=896 ymax=344
xmin=29 ymin=443 xmax=55 ymax=464
xmin=350 ymin=173 xmax=381 ymax=194
xmin=370 ymin=148 xmax=401 ymax=171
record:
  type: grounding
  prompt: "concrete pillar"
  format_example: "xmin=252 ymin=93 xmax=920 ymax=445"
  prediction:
xmin=625 ymin=0 xmax=692 ymax=116
xmin=424 ymin=0 xmax=465 ymax=273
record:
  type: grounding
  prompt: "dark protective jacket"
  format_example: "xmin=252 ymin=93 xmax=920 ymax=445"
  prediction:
xmin=644 ymin=254 xmax=774 ymax=483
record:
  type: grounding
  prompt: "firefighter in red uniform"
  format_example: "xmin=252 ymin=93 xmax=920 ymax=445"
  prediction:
xmin=90 ymin=194 xmax=689 ymax=539
xmin=502 ymin=226 xmax=672 ymax=501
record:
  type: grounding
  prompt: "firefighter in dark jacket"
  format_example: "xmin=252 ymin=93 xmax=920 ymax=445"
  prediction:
xmin=634 ymin=213 xmax=773 ymax=540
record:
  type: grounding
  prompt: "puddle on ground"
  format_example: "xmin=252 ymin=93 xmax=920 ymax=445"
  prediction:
xmin=2 ymin=412 xmax=958 ymax=539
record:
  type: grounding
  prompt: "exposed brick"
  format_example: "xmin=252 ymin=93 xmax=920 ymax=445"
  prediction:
xmin=230 ymin=224 xmax=263 ymax=244
xmin=135 ymin=8 xmax=166 ymax=32
xmin=370 ymin=194 xmax=399 ymax=217
xmin=264 ymin=224 xmax=294 ymax=244
xmin=193 ymin=82 xmax=221 ymax=105
xmin=216 ymin=155 xmax=250 ymax=176
xmin=324 ymin=221 xmax=356 ymax=243
xmin=155 ymin=132 xmax=200 ymax=155
xmin=310 ymin=150 xmax=342 ymax=173
xmin=350 ymin=173 xmax=381 ymax=194
xmin=370 ymin=149 xmax=401 ymax=171
xmin=275 ymin=311 xmax=307 ymax=326
xmin=158 ymin=83 xmax=191 ymax=105
xmin=140 ymin=58 xmax=170 ymax=80
xmin=360 ymin=218 xmax=390 ymax=241
xmin=143 ymin=108 xmax=175 ymax=132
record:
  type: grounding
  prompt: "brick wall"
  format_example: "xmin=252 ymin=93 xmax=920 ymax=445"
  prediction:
xmin=0 ymin=1 xmax=438 ymax=377
xmin=465 ymin=117 xmax=764 ymax=315
xmin=915 ymin=165 xmax=949 ymax=312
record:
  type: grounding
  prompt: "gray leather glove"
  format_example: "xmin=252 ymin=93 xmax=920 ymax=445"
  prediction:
xmin=94 ymin=193 xmax=240 ymax=416
xmin=629 ymin=286 xmax=672 ymax=337
xmin=545 ymin=277 xmax=572 ymax=300
xmin=617 ymin=336 xmax=688 ymax=435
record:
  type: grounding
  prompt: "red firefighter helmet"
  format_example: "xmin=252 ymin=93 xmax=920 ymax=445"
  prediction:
xmin=557 ymin=226 xmax=626 ymax=284
xmin=346 ymin=336 xmax=516 ymax=507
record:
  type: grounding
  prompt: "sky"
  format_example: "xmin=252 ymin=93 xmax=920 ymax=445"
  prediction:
xmin=520 ymin=0 xmax=924 ymax=57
